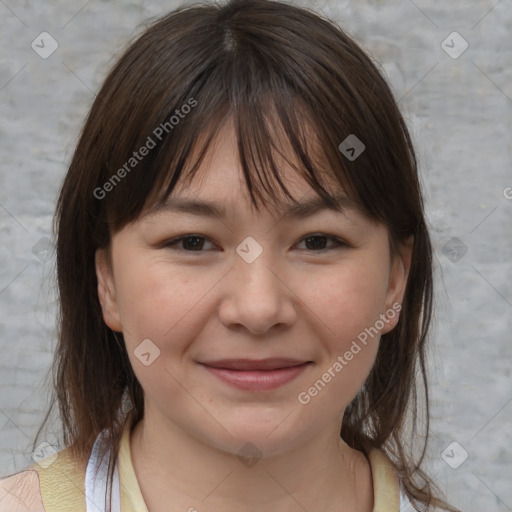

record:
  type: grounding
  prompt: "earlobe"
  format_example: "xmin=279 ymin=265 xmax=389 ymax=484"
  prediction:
xmin=95 ymin=248 xmax=123 ymax=332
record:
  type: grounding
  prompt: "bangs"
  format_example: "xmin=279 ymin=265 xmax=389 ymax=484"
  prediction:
xmin=103 ymin=79 xmax=363 ymax=235
xmin=92 ymin=0 xmax=416 ymax=244
xmin=145 ymin=101 xmax=364 ymax=220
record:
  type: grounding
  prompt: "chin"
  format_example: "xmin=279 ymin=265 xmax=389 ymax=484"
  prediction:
xmin=208 ymin=420 xmax=299 ymax=457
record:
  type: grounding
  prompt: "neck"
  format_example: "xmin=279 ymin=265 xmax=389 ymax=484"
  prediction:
xmin=129 ymin=412 xmax=374 ymax=512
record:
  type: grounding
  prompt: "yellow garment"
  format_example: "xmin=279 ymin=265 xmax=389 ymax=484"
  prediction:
xmin=28 ymin=425 xmax=399 ymax=512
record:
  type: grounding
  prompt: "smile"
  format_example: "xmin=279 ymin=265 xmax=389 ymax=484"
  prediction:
xmin=199 ymin=360 xmax=312 ymax=391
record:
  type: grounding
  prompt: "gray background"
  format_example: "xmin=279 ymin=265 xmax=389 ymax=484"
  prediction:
xmin=1 ymin=1 xmax=511 ymax=511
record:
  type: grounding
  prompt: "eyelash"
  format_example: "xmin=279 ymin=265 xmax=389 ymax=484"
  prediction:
xmin=161 ymin=233 xmax=348 ymax=253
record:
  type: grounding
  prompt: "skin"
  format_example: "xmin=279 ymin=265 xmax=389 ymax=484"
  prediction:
xmin=95 ymin=119 xmax=412 ymax=512
xmin=0 ymin=471 xmax=45 ymax=512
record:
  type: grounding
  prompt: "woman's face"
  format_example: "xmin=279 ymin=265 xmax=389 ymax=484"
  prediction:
xmin=95 ymin=122 xmax=411 ymax=458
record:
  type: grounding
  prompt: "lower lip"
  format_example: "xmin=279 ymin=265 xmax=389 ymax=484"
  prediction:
xmin=200 ymin=363 xmax=311 ymax=391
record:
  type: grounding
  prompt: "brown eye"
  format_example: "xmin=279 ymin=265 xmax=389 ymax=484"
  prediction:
xmin=163 ymin=235 xmax=215 ymax=252
xmin=297 ymin=234 xmax=347 ymax=251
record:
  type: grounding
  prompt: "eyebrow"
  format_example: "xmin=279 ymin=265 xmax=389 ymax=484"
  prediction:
xmin=142 ymin=193 xmax=361 ymax=221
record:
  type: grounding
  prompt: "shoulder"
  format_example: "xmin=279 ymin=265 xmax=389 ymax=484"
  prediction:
xmin=0 ymin=445 xmax=89 ymax=512
xmin=0 ymin=470 xmax=45 ymax=512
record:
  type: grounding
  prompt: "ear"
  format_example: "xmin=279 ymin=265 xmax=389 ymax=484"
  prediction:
xmin=95 ymin=247 xmax=123 ymax=332
xmin=380 ymin=236 xmax=413 ymax=335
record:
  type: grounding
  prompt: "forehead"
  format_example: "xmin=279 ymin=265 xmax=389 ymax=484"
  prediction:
xmin=141 ymin=123 xmax=362 ymax=225
xmin=168 ymin=116 xmax=345 ymax=208
xmin=133 ymin=102 xmax=374 ymax=231
xmin=141 ymin=163 xmax=364 ymax=227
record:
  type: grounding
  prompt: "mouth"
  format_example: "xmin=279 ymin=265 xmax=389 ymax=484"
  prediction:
xmin=198 ymin=358 xmax=313 ymax=391
xmin=200 ymin=358 xmax=311 ymax=371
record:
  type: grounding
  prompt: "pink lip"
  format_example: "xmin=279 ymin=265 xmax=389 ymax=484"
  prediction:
xmin=199 ymin=360 xmax=312 ymax=391
xmin=200 ymin=358 xmax=309 ymax=370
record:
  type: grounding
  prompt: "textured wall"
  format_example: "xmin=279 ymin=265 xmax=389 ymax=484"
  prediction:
xmin=1 ymin=1 xmax=511 ymax=511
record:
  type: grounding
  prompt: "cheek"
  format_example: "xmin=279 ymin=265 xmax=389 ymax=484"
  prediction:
xmin=294 ymin=262 xmax=389 ymax=406
xmin=305 ymin=260 xmax=390 ymax=342
xmin=114 ymin=259 xmax=220 ymax=350
xmin=114 ymin=262 xmax=214 ymax=402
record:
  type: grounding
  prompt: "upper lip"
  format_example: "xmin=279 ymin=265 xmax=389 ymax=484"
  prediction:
xmin=200 ymin=358 xmax=311 ymax=371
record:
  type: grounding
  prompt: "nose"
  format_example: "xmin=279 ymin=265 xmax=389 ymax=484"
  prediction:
xmin=217 ymin=244 xmax=297 ymax=335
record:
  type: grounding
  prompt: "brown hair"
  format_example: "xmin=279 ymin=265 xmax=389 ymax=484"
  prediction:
xmin=32 ymin=1 xmax=459 ymax=511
